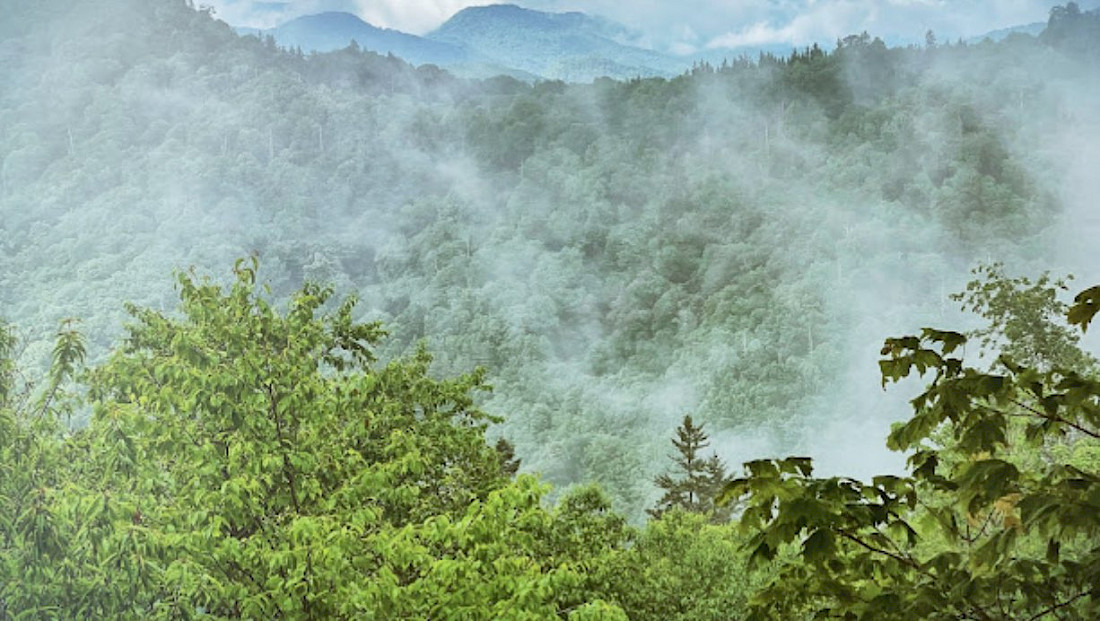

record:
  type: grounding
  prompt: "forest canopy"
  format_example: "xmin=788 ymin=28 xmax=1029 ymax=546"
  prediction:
xmin=1 ymin=2 xmax=1100 ymax=615
xmin=1 ymin=259 xmax=1098 ymax=618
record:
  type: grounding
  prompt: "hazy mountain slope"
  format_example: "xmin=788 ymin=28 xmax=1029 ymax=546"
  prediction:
xmin=968 ymin=22 xmax=1046 ymax=43
xmin=240 ymin=11 xmax=471 ymax=66
xmin=426 ymin=4 xmax=681 ymax=80
xmin=232 ymin=3 xmax=882 ymax=83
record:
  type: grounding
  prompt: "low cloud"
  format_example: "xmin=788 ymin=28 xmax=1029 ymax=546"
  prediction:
xmin=351 ymin=0 xmax=480 ymax=34
xmin=703 ymin=0 xmax=1058 ymax=49
xmin=206 ymin=0 xmax=359 ymax=28
xmin=538 ymin=0 xmax=1059 ymax=50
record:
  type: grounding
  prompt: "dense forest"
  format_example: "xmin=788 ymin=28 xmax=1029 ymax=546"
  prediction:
xmin=2 ymin=0 xmax=1100 ymax=617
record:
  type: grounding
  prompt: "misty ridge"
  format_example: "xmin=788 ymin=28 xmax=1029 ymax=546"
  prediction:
xmin=2 ymin=0 xmax=1100 ymax=618
xmin=235 ymin=4 xmax=725 ymax=81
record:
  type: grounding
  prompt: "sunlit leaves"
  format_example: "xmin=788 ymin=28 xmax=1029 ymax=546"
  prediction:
xmin=0 ymin=319 xmax=98 ymax=616
xmin=0 ymin=322 xmax=17 ymax=403
xmin=2 ymin=262 xmax=636 ymax=618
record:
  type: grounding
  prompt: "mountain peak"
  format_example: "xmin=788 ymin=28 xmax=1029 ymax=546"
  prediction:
xmin=301 ymin=11 xmax=369 ymax=22
xmin=242 ymin=3 xmax=677 ymax=82
xmin=274 ymin=11 xmax=380 ymax=37
xmin=434 ymin=4 xmax=629 ymax=40
xmin=425 ymin=4 xmax=675 ymax=81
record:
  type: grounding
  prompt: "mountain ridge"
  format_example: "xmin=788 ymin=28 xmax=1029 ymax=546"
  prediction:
xmin=236 ymin=3 xmax=1068 ymax=82
xmin=238 ymin=11 xmax=471 ymax=66
xmin=425 ymin=3 xmax=679 ymax=81
xmin=238 ymin=4 xmax=685 ymax=81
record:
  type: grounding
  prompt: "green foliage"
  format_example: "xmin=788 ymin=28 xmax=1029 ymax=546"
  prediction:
xmin=726 ymin=280 xmax=1100 ymax=620
xmin=1042 ymin=3 xmax=1100 ymax=55
xmin=952 ymin=263 xmax=1095 ymax=370
xmin=5 ymin=0 xmax=1098 ymax=615
xmin=0 ymin=322 xmax=15 ymax=403
xmin=597 ymin=510 xmax=756 ymax=620
xmin=0 ymin=320 xmax=85 ymax=620
xmin=1 ymin=263 xmax=634 ymax=618
xmin=1068 ymin=285 xmax=1100 ymax=334
xmin=1 ymin=261 xmax=782 ymax=619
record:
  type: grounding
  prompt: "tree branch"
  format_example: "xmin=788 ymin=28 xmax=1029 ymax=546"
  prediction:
xmin=834 ymin=527 xmax=928 ymax=575
xmin=1024 ymin=590 xmax=1091 ymax=621
xmin=268 ymin=383 xmax=302 ymax=515
xmin=1008 ymin=398 xmax=1100 ymax=440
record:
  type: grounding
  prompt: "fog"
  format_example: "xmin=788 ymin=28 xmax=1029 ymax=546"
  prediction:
xmin=2 ymin=0 xmax=1098 ymax=518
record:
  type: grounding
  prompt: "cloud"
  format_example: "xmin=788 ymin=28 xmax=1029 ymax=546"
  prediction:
xmin=702 ymin=0 xmax=1062 ymax=49
xmin=206 ymin=0 xmax=359 ymax=28
xmin=536 ymin=0 xmax=1057 ymax=49
xmin=208 ymin=0 xmax=524 ymax=33
xmin=705 ymin=0 xmax=871 ymax=49
xmin=351 ymin=0 xmax=481 ymax=34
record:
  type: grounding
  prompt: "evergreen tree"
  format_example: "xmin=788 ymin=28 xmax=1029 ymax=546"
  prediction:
xmin=649 ymin=415 xmax=731 ymax=522
xmin=494 ymin=437 xmax=522 ymax=477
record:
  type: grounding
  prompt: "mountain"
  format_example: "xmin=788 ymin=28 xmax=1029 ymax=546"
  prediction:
xmin=240 ymin=12 xmax=470 ymax=67
xmin=237 ymin=4 xmax=839 ymax=83
xmin=968 ymin=3 xmax=1100 ymax=44
xmin=425 ymin=4 xmax=682 ymax=81
xmin=968 ymin=21 xmax=1046 ymax=43
xmin=432 ymin=3 xmax=637 ymax=44
xmin=237 ymin=6 xmax=668 ymax=81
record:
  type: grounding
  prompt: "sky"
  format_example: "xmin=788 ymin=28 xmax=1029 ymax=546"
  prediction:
xmin=207 ymin=0 xmax=1080 ymax=52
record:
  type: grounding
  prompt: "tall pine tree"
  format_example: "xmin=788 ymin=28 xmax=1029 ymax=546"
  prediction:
xmin=649 ymin=415 xmax=732 ymax=523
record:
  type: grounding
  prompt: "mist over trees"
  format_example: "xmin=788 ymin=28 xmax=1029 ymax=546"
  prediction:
xmin=4 ymin=0 xmax=1097 ymax=517
xmin=1 ymin=1 xmax=1099 ymax=616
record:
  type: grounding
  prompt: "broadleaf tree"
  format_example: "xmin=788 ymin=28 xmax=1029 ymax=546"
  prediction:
xmin=722 ymin=275 xmax=1100 ymax=620
xmin=1 ymin=261 xmax=632 ymax=619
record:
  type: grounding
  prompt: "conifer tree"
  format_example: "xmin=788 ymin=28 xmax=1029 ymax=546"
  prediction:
xmin=495 ymin=437 xmax=522 ymax=477
xmin=649 ymin=415 xmax=731 ymax=522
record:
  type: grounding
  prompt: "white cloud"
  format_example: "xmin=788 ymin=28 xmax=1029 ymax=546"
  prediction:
xmin=701 ymin=0 xmax=1058 ymax=49
xmin=206 ymin=0 xmax=359 ymax=29
xmin=351 ymin=0 xmax=480 ymax=34
xmin=707 ymin=22 xmax=800 ymax=49
xmin=669 ymin=41 xmax=699 ymax=55
xmin=705 ymin=0 xmax=872 ymax=49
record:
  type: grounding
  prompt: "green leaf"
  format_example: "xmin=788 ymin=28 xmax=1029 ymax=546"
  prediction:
xmin=1067 ymin=286 xmax=1100 ymax=333
xmin=802 ymin=528 xmax=836 ymax=564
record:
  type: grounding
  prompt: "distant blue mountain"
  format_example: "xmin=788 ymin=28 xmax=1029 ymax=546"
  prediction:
xmin=240 ymin=12 xmax=470 ymax=67
xmin=236 ymin=4 xmax=851 ymax=82
xmin=236 ymin=3 xmax=1076 ymax=83
xmin=425 ymin=4 xmax=681 ymax=81
xmin=968 ymin=21 xmax=1046 ymax=43
xmin=967 ymin=3 xmax=1099 ymax=43
xmin=431 ymin=3 xmax=638 ymax=43
xmin=238 ymin=4 xmax=690 ymax=81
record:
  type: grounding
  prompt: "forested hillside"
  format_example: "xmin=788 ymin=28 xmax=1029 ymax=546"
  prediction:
xmin=2 ymin=0 xmax=1099 ymax=521
xmin=3 ymin=0 xmax=1100 ymax=617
